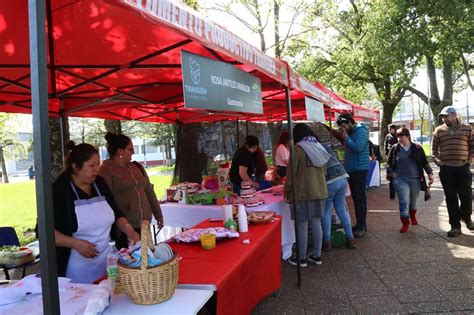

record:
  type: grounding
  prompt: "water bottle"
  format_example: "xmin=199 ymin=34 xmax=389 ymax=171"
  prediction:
xmin=106 ymin=241 xmax=119 ymax=287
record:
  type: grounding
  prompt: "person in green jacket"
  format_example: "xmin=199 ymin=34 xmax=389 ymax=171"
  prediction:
xmin=285 ymin=123 xmax=328 ymax=267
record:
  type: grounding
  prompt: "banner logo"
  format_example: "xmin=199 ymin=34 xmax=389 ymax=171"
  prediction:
xmin=190 ymin=57 xmax=201 ymax=85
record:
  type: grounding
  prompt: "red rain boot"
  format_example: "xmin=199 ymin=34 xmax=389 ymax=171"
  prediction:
xmin=400 ymin=217 xmax=410 ymax=233
xmin=409 ymin=210 xmax=418 ymax=225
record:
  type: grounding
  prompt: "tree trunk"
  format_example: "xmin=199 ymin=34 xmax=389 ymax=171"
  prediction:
xmin=49 ymin=117 xmax=69 ymax=181
xmin=104 ymin=120 xmax=122 ymax=134
xmin=0 ymin=147 xmax=8 ymax=184
xmin=379 ymin=101 xmax=398 ymax=151
xmin=173 ymin=123 xmax=207 ymax=184
xmin=268 ymin=121 xmax=283 ymax=149
xmin=220 ymin=121 xmax=228 ymax=159
xmin=426 ymin=56 xmax=443 ymax=124
xmin=273 ymin=0 xmax=281 ymax=58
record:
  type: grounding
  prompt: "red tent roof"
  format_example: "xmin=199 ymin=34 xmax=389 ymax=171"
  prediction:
xmin=0 ymin=0 xmax=379 ymax=123
xmin=0 ymin=0 xmax=292 ymax=123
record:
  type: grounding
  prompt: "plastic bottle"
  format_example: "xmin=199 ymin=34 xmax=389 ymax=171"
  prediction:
xmin=106 ymin=241 xmax=119 ymax=288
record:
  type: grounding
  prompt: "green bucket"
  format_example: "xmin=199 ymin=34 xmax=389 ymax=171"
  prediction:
xmin=331 ymin=229 xmax=346 ymax=247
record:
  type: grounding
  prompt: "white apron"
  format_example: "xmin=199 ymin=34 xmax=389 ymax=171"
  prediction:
xmin=66 ymin=181 xmax=115 ymax=284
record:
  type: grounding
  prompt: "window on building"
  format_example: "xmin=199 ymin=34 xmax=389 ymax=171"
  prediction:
xmin=141 ymin=144 xmax=158 ymax=154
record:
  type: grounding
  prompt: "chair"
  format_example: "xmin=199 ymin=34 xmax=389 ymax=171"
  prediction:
xmin=0 ymin=227 xmax=40 ymax=280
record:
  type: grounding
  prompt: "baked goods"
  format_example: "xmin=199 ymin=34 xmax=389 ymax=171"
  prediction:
xmin=174 ymin=227 xmax=239 ymax=242
xmin=234 ymin=196 xmax=265 ymax=207
xmin=240 ymin=181 xmax=256 ymax=198
xmin=271 ymin=185 xmax=284 ymax=195
xmin=248 ymin=211 xmax=275 ymax=223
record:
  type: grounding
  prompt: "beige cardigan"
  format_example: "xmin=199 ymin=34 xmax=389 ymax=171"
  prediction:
xmin=284 ymin=145 xmax=328 ymax=202
xmin=99 ymin=159 xmax=163 ymax=228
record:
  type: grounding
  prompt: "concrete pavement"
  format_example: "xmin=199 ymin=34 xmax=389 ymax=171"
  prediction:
xmin=254 ymin=170 xmax=474 ymax=314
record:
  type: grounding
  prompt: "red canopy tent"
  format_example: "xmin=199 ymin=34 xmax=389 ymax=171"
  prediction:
xmin=0 ymin=1 xmax=324 ymax=312
xmin=0 ymin=0 xmax=379 ymax=124
xmin=0 ymin=0 xmax=296 ymax=123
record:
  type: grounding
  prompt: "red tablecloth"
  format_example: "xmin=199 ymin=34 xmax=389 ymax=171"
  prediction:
xmin=169 ymin=217 xmax=282 ymax=315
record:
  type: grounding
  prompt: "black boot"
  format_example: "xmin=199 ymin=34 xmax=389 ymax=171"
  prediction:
xmin=462 ymin=218 xmax=474 ymax=230
xmin=352 ymin=224 xmax=367 ymax=238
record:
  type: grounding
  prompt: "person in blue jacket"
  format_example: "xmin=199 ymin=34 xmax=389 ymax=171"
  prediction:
xmin=326 ymin=113 xmax=369 ymax=237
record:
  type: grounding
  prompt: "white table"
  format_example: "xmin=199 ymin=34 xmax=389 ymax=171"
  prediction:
xmin=157 ymin=193 xmax=295 ymax=259
xmin=0 ymin=284 xmax=213 ymax=315
xmin=105 ymin=288 xmax=213 ymax=314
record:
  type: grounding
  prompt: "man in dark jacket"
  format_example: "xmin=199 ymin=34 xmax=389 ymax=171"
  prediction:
xmin=384 ymin=124 xmax=398 ymax=157
xmin=384 ymin=124 xmax=398 ymax=199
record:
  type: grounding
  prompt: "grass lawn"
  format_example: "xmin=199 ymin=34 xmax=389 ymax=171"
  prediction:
xmin=0 ymin=181 xmax=37 ymax=245
xmin=147 ymin=165 xmax=175 ymax=172
xmin=0 ymin=174 xmax=172 ymax=245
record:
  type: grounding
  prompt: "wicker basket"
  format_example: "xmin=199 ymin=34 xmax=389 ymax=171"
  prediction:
xmin=118 ymin=220 xmax=179 ymax=305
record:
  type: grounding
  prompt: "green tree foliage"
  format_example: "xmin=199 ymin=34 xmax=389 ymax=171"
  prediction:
xmin=400 ymin=1 xmax=474 ymax=120
xmin=0 ymin=113 xmax=27 ymax=183
xmin=289 ymin=0 xmax=423 ymax=145
xmin=69 ymin=118 xmax=106 ymax=147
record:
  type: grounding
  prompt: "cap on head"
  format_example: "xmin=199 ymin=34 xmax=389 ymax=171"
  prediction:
xmin=438 ymin=106 xmax=456 ymax=117
xmin=336 ymin=113 xmax=355 ymax=126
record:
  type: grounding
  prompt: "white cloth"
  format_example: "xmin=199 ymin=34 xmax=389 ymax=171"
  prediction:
xmin=0 ymin=275 xmax=70 ymax=307
xmin=274 ymin=144 xmax=289 ymax=167
xmin=1 ymin=284 xmax=213 ymax=315
xmin=66 ymin=182 xmax=115 ymax=284
xmin=158 ymin=194 xmax=295 ymax=260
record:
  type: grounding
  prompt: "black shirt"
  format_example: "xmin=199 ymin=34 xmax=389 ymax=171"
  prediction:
xmin=53 ymin=172 xmax=123 ymax=277
xmin=229 ymin=146 xmax=255 ymax=185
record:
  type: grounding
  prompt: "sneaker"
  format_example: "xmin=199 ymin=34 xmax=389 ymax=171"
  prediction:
xmin=353 ymin=229 xmax=366 ymax=238
xmin=447 ymin=227 xmax=462 ymax=237
xmin=462 ymin=218 xmax=474 ymax=230
xmin=307 ymin=255 xmax=322 ymax=265
xmin=288 ymin=256 xmax=307 ymax=267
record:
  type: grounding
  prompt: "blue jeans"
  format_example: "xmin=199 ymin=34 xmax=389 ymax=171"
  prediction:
xmin=393 ymin=177 xmax=421 ymax=218
xmin=322 ymin=178 xmax=354 ymax=241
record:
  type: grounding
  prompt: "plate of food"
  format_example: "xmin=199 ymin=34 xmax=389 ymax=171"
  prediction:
xmin=248 ymin=211 xmax=276 ymax=224
xmin=0 ymin=245 xmax=34 ymax=266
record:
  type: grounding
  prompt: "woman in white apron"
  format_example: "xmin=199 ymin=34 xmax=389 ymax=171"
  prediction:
xmin=53 ymin=142 xmax=139 ymax=284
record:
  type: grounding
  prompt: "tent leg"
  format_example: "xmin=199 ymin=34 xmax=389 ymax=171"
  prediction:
xmin=28 ymin=0 xmax=60 ymax=314
xmin=59 ymin=114 xmax=65 ymax=164
xmin=285 ymin=87 xmax=301 ymax=287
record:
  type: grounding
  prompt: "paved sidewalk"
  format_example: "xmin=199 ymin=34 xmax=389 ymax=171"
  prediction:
xmin=254 ymin=174 xmax=474 ymax=314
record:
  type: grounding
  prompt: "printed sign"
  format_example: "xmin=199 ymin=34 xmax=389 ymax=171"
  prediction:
xmin=305 ymin=97 xmax=325 ymax=122
xmin=181 ymin=50 xmax=263 ymax=114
